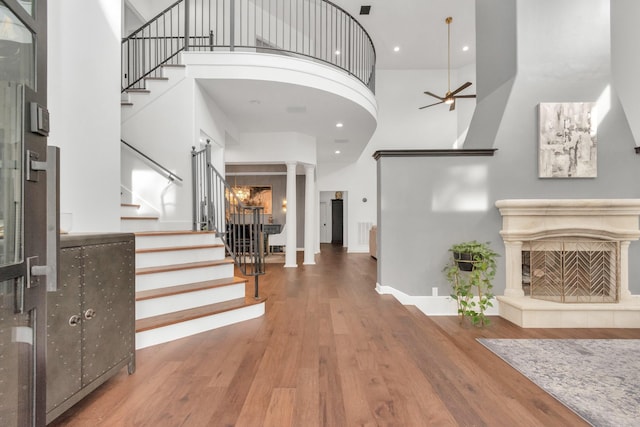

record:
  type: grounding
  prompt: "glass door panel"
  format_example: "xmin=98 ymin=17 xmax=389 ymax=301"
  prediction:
xmin=17 ymin=0 xmax=33 ymax=16
xmin=0 ymin=82 xmax=23 ymax=268
xmin=0 ymin=2 xmax=36 ymax=88
xmin=0 ymin=278 xmax=34 ymax=427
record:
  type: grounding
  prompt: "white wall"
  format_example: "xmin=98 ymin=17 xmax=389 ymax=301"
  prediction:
xmin=227 ymin=132 xmax=317 ymax=165
xmin=195 ymin=81 xmax=239 ymax=153
xmin=48 ymin=0 xmax=122 ymax=232
xmin=456 ymin=63 xmax=477 ymax=147
xmin=121 ymin=74 xmax=238 ymax=228
xmin=126 ymin=0 xmax=175 ymax=22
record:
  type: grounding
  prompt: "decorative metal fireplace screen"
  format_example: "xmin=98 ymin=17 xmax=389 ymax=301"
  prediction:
xmin=526 ymin=240 xmax=619 ymax=303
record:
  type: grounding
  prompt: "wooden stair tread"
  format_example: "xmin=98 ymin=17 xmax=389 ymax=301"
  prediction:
xmin=121 ymin=102 xmax=133 ymax=106
xmin=121 ymin=216 xmax=158 ymax=220
xmin=135 ymin=296 xmax=266 ymax=332
xmin=136 ymin=243 xmax=224 ymax=254
xmin=144 ymin=77 xmax=169 ymax=81
xmin=135 ymin=230 xmax=216 ymax=237
xmin=136 ymin=259 xmax=234 ymax=275
xmin=161 ymin=64 xmax=186 ymax=68
xmin=121 ymin=203 xmax=141 ymax=208
xmin=126 ymin=89 xmax=150 ymax=93
xmin=136 ymin=276 xmax=247 ymax=301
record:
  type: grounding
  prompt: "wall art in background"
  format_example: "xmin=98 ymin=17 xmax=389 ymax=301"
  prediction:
xmin=539 ymin=102 xmax=597 ymax=178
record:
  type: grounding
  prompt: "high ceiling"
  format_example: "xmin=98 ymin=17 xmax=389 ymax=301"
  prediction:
xmin=196 ymin=0 xmax=476 ymax=165
xmin=335 ymin=0 xmax=476 ymax=70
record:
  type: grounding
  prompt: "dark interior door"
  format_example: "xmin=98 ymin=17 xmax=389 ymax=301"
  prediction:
xmin=331 ymin=199 xmax=343 ymax=244
xmin=0 ymin=1 xmax=49 ymax=425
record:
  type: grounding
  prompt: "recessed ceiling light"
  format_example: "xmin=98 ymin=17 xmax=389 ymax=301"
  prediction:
xmin=335 ymin=49 xmax=341 ymax=55
xmin=393 ymin=46 xmax=400 ymax=52
xmin=336 ymin=122 xmax=343 ymax=128
xmin=335 ymin=150 xmax=341 ymax=154
xmin=462 ymin=46 xmax=469 ymax=52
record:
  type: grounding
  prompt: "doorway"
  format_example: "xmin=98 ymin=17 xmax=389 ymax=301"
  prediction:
xmin=319 ymin=191 xmax=346 ymax=246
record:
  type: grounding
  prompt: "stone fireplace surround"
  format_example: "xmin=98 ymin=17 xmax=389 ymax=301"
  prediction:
xmin=495 ymin=199 xmax=640 ymax=328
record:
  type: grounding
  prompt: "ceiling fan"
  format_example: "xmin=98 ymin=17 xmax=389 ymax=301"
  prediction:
xmin=419 ymin=17 xmax=476 ymax=112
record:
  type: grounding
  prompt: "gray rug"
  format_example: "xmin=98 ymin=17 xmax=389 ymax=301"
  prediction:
xmin=477 ymin=339 xmax=640 ymax=427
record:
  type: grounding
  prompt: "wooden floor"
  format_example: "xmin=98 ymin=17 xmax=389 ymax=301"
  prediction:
xmin=50 ymin=244 xmax=640 ymax=426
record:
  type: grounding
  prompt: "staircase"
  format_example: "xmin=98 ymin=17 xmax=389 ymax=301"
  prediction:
xmin=121 ymin=64 xmax=185 ymax=110
xmin=121 ymin=205 xmax=266 ymax=349
xmin=120 ymin=203 xmax=159 ymax=232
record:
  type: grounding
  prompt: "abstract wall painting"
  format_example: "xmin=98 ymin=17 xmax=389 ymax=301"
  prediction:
xmin=538 ymin=102 xmax=597 ymax=178
xmin=231 ymin=185 xmax=273 ymax=214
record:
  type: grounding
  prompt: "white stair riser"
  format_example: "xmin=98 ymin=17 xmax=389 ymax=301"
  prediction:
xmin=136 ymin=263 xmax=234 ymax=291
xmin=161 ymin=65 xmax=186 ymax=80
xmin=121 ymin=219 xmax=159 ymax=232
xmin=120 ymin=205 xmax=141 ymax=216
xmin=136 ymin=246 xmax=225 ymax=268
xmin=135 ymin=302 xmax=264 ymax=350
xmin=135 ymin=233 xmax=221 ymax=249
xmin=136 ymin=283 xmax=245 ymax=320
xmin=143 ymin=78 xmax=170 ymax=92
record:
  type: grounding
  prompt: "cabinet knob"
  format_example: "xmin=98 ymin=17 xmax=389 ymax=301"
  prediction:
xmin=84 ymin=308 xmax=96 ymax=320
xmin=68 ymin=314 xmax=81 ymax=326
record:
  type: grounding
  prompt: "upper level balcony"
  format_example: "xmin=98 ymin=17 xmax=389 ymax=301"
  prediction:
xmin=122 ymin=0 xmax=378 ymax=164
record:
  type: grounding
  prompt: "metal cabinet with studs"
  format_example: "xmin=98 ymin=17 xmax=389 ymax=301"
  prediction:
xmin=46 ymin=233 xmax=136 ymax=424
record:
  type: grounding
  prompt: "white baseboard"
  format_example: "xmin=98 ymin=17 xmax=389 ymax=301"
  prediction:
xmin=375 ymin=283 xmax=500 ymax=316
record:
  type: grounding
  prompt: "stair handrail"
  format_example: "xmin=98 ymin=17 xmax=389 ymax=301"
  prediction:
xmin=122 ymin=0 xmax=376 ymax=93
xmin=191 ymin=142 xmax=265 ymax=299
xmin=121 ymin=139 xmax=183 ymax=182
xmin=122 ymin=0 xmax=202 ymax=91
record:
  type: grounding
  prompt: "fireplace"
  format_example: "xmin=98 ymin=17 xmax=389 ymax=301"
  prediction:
xmin=495 ymin=199 xmax=640 ymax=328
xmin=525 ymin=239 xmax=619 ymax=303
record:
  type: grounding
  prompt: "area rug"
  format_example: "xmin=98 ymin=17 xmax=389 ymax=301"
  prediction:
xmin=477 ymin=339 xmax=640 ymax=427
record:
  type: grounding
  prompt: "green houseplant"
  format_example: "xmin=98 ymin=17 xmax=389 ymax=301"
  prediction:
xmin=444 ymin=241 xmax=499 ymax=326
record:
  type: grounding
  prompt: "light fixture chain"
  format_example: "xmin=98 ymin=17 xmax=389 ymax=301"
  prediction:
xmin=447 ymin=16 xmax=452 ymax=94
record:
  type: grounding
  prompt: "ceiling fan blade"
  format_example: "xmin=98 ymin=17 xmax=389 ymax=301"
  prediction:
xmin=453 ymin=94 xmax=476 ymax=99
xmin=449 ymin=100 xmax=456 ymax=111
xmin=450 ymin=81 xmax=472 ymax=96
xmin=419 ymin=101 xmax=445 ymax=110
xmin=424 ymin=91 xmax=445 ymax=100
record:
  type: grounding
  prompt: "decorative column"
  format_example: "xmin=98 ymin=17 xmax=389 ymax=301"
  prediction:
xmin=303 ymin=164 xmax=316 ymax=265
xmin=620 ymin=241 xmax=632 ymax=300
xmin=503 ymin=240 xmax=525 ymax=297
xmin=284 ymin=161 xmax=297 ymax=268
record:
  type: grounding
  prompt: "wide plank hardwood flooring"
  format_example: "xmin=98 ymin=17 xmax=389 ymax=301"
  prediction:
xmin=50 ymin=244 xmax=640 ymax=426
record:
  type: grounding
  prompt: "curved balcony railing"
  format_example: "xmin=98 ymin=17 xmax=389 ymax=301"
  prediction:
xmin=122 ymin=0 xmax=376 ymax=93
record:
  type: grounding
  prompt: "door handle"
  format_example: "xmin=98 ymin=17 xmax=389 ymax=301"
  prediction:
xmin=68 ymin=314 xmax=81 ymax=326
xmin=26 ymin=256 xmax=49 ymax=289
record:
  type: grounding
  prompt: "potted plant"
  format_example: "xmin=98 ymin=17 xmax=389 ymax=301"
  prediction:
xmin=444 ymin=241 xmax=499 ymax=326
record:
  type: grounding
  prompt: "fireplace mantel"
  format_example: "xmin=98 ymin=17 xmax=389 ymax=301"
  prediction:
xmin=496 ymin=199 xmax=640 ymax=242
xmin=495 ymin=199 xmax=640 ymax=328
